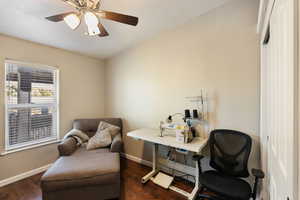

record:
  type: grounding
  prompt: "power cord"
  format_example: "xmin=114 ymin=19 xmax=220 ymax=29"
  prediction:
xmin=165 ymin=147 xmax=196 ymax=183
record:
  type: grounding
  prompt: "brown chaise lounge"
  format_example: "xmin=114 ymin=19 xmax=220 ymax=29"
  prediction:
xmin=41 ymin=118 xmax=123 ymax=200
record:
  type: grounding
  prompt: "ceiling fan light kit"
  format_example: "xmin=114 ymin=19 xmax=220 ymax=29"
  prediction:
xmin=84 ymin=11 xmax=100 ymax=36
xmin=64 ymin=13 xmax=80 ymax=30
xmin=46 ymin=0 xmax=139 ymax=37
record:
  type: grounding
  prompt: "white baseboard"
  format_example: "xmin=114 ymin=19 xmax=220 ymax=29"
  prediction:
xmin=0 ymin=164 xmax=52 ymax=188
xmin=120 ymin=153 xmax=195 ymax=182
xmin=121 ymin=152 xmax=152 ymax=167
xmin=0 ymin=154 xmax=264 ymax=199
xmin=0 ymin=153 xmax=150 ymax=188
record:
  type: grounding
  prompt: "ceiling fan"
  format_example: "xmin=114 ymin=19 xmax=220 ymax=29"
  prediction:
xmin=46 ymin=0 xmax=139 ymax=37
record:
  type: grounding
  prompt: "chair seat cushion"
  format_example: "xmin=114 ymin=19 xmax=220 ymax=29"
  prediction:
xmin=199 ymin=170 xmax=252 ymax=200
xmin=41 ymin=151 xmax=120 ymax=192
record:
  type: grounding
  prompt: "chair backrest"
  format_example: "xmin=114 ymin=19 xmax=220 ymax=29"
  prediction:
xmin=209 ymin=129 xmax=252 ymax=178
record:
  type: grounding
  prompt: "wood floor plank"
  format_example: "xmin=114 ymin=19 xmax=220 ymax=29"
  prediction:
xmin=0 ymin=158 xmax=195 ymax=200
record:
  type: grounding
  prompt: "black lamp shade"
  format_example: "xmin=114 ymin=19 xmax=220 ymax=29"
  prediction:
xmin=184 ymin=109 xmax=191 ymax=119
xmin=193 ymin=109 xmax=199 ymax=119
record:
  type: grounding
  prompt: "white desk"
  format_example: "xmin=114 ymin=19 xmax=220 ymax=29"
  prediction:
xmin=127 ymin=128 xmax=208 ymax=200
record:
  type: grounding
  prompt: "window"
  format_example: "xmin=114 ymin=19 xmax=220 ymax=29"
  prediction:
xmin=5 ymin=60 xmax=59 ymax=152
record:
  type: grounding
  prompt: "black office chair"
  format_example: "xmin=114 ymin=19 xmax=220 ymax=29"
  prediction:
xmin=194 ymin=129 xmax=264 ymax=200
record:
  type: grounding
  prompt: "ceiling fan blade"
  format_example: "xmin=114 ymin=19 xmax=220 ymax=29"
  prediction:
xmin=45 ymin=12 xmax=76 ymax=22
xmin=98 ymin=23 xmax=109 ymax=37
xmin=96 ymin=10 xmax=138 ymax=26
xmin=61 ymin=0 xmax=81 ymax=8
xmin=93 ymin=0 xmax=101 ymax=9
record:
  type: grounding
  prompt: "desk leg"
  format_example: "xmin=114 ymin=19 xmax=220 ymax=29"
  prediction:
xmin=188 ymin=157 xmax=200 ymax=200
xmin=142 ymin=143 xmax=159 ymax=183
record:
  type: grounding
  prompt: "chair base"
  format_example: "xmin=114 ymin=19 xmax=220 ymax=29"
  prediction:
xmin=198 ymin=187 xmax=228 ymax=200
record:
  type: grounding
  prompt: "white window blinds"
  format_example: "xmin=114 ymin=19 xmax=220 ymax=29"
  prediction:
xmin=5 ymin=60 xmax=59 ymax=151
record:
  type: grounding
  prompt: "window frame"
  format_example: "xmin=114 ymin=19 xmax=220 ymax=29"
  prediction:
xmin=4 ymin=59 xmax=60 ymax=153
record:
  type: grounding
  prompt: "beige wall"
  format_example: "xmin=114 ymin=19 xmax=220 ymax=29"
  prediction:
xmin=298 ymin=0 xmax=300 ymax=195
xmin=105 ymin=0 xmax=260 ymax=169
xmin=0 ymin=34 xmax=105 ymax=181
xmin=0 ymin=0 xmax=260 ymax=183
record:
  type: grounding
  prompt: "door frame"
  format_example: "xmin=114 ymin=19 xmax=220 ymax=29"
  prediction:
xmin=259 ymin=0 xmax=299 ymax=199
xmin=260 ymin=43 xmax=269 ymax=200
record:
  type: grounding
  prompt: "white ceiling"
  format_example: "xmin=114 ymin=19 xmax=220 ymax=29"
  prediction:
xmin=0 ymin=0 xmax=233 ymax=59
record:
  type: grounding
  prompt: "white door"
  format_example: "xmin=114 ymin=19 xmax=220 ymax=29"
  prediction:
xmin=262 ymin=0 xmax=296 ymax=199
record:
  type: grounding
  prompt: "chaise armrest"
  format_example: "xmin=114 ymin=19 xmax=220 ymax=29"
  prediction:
xmin=110 ymin=134 xmax=123 ymax=153
xmin=252 ymin=168 xmax=265 ymax=179
xmin=58 ymin=137 xmax=78 ymax=156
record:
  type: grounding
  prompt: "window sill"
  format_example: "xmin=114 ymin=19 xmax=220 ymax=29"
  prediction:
xmin=1 ymin=139 xmax=61 ymax=156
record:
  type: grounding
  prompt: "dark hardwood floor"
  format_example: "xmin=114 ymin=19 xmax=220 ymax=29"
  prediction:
xmin=0 ymin=158 xmax=196 ymax=200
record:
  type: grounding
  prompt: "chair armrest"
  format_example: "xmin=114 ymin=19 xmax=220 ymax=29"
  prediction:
xmin=192 ymin=155 xmax=205 ymax=161
xmin=193 ymin=155 xmax=205 ymax=174
xmin=58 ymin=137 xmax=77 ymax=156
xmin=110 ymin=134 xmax=123 ymax=153
xmin=251 ymin=168 xmax=265 ymax=199
xmin=252 ymin=168 xmax=265 ymax=179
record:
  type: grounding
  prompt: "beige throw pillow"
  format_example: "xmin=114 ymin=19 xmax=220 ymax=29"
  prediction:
xmin=97 ymin=121 xmax=120 ymax=139
xmin=86 ymin=129 xmax=112 ymax=150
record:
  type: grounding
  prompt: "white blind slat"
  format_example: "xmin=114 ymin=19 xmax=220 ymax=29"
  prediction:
xmin=5 ymin=61 xmax=59 ymax=150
